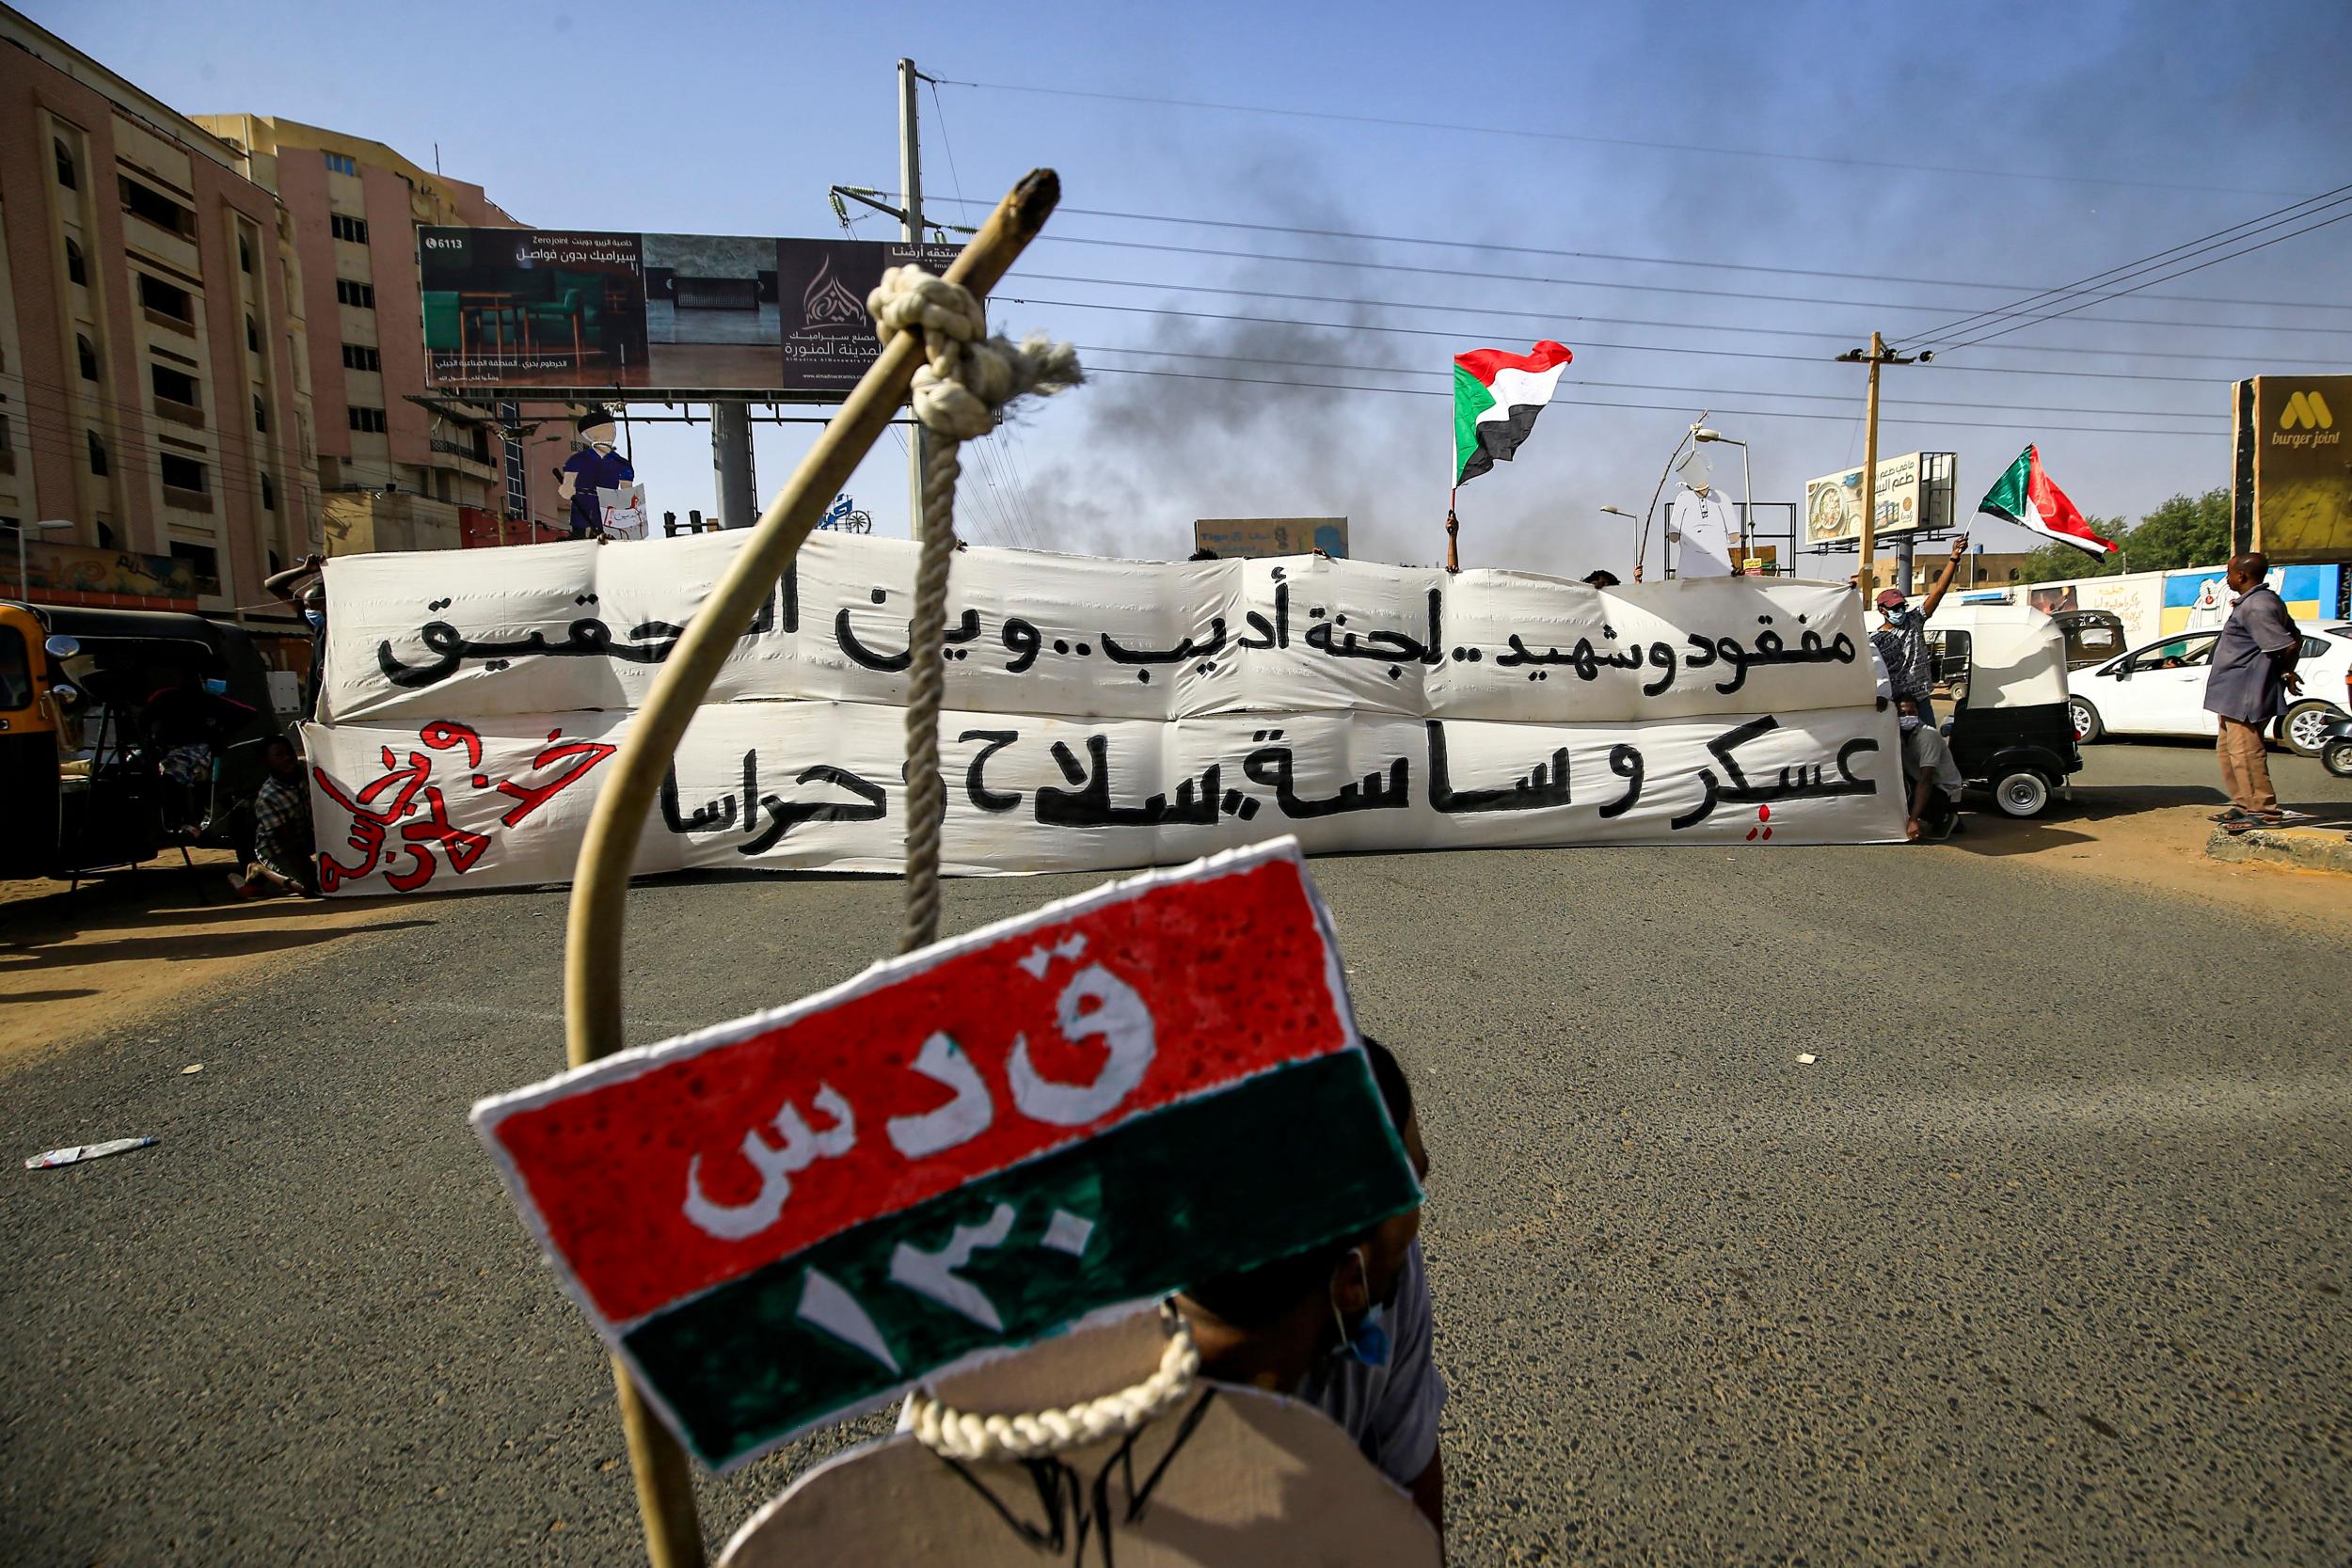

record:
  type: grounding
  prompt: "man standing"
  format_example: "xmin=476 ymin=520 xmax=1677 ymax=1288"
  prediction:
xmin=2204 ymin=552 xmax=2303 ymax=833
xmin=556 ymin=409 xmax=633 ymax=541
xmin=264 ymin=553 xmax=326 ymax=718
xmin=1867 ymin=533 xmax=1969 ymax=728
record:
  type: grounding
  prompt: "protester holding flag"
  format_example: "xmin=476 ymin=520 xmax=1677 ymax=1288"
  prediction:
xmin=1446 ymin=341 xmax=1571 ymax=571
xmin=1867 ymin=534 xmax=1969 ymax=729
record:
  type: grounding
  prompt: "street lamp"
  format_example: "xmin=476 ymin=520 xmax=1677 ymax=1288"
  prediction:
xmin=14 ymin=518 xmax=72 ymax=604
xmin=1636 ymin=413 xmax=1709 ymax=579
xmin=1692 ymin=428 xmax=1753 ymax=572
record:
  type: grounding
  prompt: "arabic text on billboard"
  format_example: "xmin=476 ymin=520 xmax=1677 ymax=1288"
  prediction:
xmin=419 ymin=229 xmax=960 ymax=397
xmin=1804 ymin=453 xmax=1925 ymax=546
xmin=1193 ymin=518 xmax=1349 ymax=560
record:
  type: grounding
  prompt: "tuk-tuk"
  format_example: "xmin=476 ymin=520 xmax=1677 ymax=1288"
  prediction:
xmin=2048 ymin=608 xmax=2127 ymax=670
xmin=0 ymin=600 xmax=288 ymax=882
xmin=1925 ymin=602 xmax=2083 ymax=818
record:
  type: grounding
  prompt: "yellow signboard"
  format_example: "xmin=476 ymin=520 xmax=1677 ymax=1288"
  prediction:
xmin=2238 ymin=374 xmax=2350 ymax=565
xmin=1192 ymin=517 xmax=1349 ymax=560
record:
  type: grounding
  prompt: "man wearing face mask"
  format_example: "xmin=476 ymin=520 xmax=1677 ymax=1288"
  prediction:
xmin=1172 ymin=1037 xmax=1444 ymax=1538
xmin=557 ymin=408 xmax=634 ymax=541
xmin=265 ymin=553 xmax=328 ymax=718
xmin=1867 ymin=533 xmax=1969 ymax=728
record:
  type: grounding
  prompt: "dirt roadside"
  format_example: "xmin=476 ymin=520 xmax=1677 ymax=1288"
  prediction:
xmin=0 ymin=854 xmax=424 ymax=1069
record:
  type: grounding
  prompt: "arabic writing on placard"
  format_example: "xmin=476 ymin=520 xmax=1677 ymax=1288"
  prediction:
xmin=311 ymin=719 xmax=615 ymax=893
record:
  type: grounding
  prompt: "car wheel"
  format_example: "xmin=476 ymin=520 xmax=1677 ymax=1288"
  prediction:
xmin=2279 ymin=700 xmax=2344 ymax=758
xmin=1994 ymin=769 xmax=2051 ymax=818
xmin=2323 ymin=739 xmax=2352 ymax=780
xmin=2068 ymin=697 xmax=2103 ymax=743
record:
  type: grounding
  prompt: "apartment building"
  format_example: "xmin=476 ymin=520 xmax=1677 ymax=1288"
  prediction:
xmin=0 ymin=5 xmax=317 ymax=625
xmin=193 ymin=114 xmax=570 ymax=551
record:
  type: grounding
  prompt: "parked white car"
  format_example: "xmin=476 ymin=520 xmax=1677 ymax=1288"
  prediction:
xmin=2067 ymin=623 xmax=2352 ymax=755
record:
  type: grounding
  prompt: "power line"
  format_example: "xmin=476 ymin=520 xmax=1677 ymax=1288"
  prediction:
xmin=1937 ymin=205 xmax=2352 ymax=356
xmin=903 ymin=191 xmax=2352 ymax=317
xmin=1076 ymin=363 xmax=2230 ymax=438
xmin=933 ymin=78 xmax=2305 ymax=199
xmin=1002 ymin=293 xmax=2285 ymax=388
xmin=1009 ymin=269 xmax=2352 ymax=366
xmin=1070 ymin=342 xmax=2225 ymax=421
xmin=1899 ymin=184 xmax=2352 ymax=350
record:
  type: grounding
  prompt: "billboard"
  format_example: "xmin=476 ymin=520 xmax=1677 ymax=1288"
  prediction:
xmin=17 ymin=538 xmax=196 ymax=610
xmin=419 ymin=229 xmax=959 ymax=397
xmin=2234 ymin=375 xmax=2350 ymax=566
xmin=1193 ymin=517 xmax=1349 ymax=560
xmin=1804 ymin=452 xmax=1956 ymax=546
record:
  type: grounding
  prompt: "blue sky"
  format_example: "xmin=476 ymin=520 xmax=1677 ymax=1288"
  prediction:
xmin=42 ymin=0 xmax=2352 ymax=577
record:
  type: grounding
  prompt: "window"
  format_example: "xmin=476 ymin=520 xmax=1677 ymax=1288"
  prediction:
xmin=2301 ymin=636 xmax=2331 ymax=659
xmin=137 ymin=273 xmax=194 ymax=324
xmin=2123 ymin=634 xmax=2217 ymax=673
xmin=96 ymin=521 xmax=116 ymax=549
xmin=246 ymin=313 xmax=261 ymax=354
xmin=336 ymin=278 xmax=375 ymax=309
xmin=253 ymin=392 xmax=269 ymax=433
xmin=329 ymin=214 xmax=371 ymax=245
xmin=77 ymin=334 xmax=99 ymax=381
xmin=151 ymin=363 xmax=200 ymax=406
xmin=65 ymin=236 xmax=87 ymax=286
xmin=239 ymin=234 xmax=253 ymax=274
xmin=348 ymin=405 xmax=388 ymax=434
xmin=341 ymin=342 xmax=381 ymax=372
xmin=159 ymin=452 xmax=208 ymax=493
xmin=170 ymin=541 xmax=221 ymax=594
xmin=55 ymin=137 xmax=77 ymax=189
xmin=0 ymin=624 xmax=29 ymax=710
xmin=262 ymin=473 xmax=277 ymax=512
xmin=324 ymin=150 xmax=358 ymax=176
xmin=87 ymin=431 xmax=108 ymax=476
xmin=119 ymin=176 xmax=198 ymax=240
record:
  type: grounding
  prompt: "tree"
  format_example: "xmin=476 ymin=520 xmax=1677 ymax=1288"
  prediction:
xmin=2020 ymin=486 xmax=2230 ymax=583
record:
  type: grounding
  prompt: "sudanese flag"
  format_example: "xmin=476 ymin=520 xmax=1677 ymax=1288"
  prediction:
xmin=1453 ymin=340 xmax=1573 ymax=485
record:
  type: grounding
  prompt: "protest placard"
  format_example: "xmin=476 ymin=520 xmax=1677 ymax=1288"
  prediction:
xmin=471 ymin=839 xmax=1419 ymax=1470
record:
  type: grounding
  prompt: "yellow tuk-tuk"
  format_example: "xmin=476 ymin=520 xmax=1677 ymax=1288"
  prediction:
xmin=0 ymin=601 xmax=288 ymax=882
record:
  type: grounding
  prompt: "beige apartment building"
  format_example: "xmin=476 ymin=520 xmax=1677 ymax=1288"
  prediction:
xmin=193 ymin=115 xmax=571 ymax=553
xmin=0 ymin=5 xmax=318 ymax=633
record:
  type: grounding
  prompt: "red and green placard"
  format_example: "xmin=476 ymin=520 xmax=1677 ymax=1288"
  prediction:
xmin=471 ymin=838 xmax=1419 ymax=1470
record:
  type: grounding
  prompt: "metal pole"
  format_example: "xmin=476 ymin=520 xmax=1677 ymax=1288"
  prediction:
xmin=1858 ymin=331 xmax=1883 ymax=598
xmin=899 ymin=56 xmax=928 ymax=542
xmin=16 ymin=528 xmax=27 ymax=603
xmin=710 ymin=402 xmax=756 ymax=529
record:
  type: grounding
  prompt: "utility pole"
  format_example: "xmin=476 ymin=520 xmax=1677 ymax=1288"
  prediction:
xmin=899 ymin=56 xmax=928 ymax=542
xmin=1836 ymin=332 xmax=1922 ymax=596
xmin=709 ymin=402 xmax=755 ymax=528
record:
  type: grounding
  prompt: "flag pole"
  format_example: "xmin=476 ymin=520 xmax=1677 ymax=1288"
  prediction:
xmin=1445 ymin=483 xmax=1460 ymax=574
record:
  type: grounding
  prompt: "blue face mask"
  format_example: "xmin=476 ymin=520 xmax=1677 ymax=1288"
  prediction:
xmin=1899 ymin=714 xmax=1922 ymax=734
xmin=303 ymin=608 xmax=326 ymax=633
xmin=1329 ymin=1246 xmax=1392 ymax=1368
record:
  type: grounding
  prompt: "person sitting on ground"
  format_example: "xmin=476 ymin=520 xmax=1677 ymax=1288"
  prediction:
xmin=1171 ymin=1037 xmax=1445 ymax=1537
xmin=231 ymin=735 xmax=314 ymax=898
xmin=2203 ymin=551 xmax=2305 ymax=834
xmin=139 ymin=684 xmax=219 ymax=833
xmin=1582 ymin=569 xmax=1620 ymax=589
xmin=1896 ymin=694 xmax=1963 ymax=842
xmin=1867 ymin=533 xmax=1969 ymax=728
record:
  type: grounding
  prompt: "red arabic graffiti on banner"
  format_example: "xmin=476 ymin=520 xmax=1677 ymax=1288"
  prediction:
xmin=311 ymin=719 xmax=616 ymax=894
xmin=474 ymin=841 xmax=1354 ymax=1326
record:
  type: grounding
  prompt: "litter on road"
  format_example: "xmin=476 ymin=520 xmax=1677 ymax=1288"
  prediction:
xmin=1796 ymin=1053 xmax=1819 ymax=1065
xmin=24 ymin=1136 xmax=158 ymax=1169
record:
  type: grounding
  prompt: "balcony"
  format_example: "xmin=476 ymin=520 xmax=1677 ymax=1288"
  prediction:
xmin=153 ymin=396 xmax=206 ymax=430
xmin=161 ymin=484 xmax=215 ymax=515
xmin=431 ymin=436 xmax=497 ymax=472
xmin=144 ymin=307 xmax=196 ymax=338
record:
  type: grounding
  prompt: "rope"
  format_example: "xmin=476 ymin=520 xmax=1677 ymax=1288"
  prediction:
xmin=867 ymin=266 xmax=1081 ymax=956
xmin=905 ymin=1311 xmax=1201 ymax=1462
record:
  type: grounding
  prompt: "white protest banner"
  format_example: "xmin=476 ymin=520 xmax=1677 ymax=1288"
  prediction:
xmin=305 ymin=534 xmax=1903 ymax=895
xmin=323 ymin=533 xmax=1872 ymax=725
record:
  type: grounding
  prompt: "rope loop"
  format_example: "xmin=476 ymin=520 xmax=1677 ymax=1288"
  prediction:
xmin=905 ymin=1312 xmax=1201 ymax=1463
xmin=865 ymin=267 xmax=1079 ymax=958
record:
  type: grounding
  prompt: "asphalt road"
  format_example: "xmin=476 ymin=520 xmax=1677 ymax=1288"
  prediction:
xmin=5 ymin=742 xmax=2348 ymax=1566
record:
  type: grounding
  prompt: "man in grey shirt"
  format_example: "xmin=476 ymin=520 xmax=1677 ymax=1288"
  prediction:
xmin=1867 ymin=533 xmax=1970 ymax=728
xmin=2204 ymin=553 xmax=2304 ymax=832
xmin=1173 ymin=1037 xmax=1445 ymax=1538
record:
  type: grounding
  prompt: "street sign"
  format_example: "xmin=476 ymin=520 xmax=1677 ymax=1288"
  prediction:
xmin=471 ymin=839 xmax=1419 ymax=1470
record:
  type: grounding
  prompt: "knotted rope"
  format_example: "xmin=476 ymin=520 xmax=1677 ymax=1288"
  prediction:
xmin=904 ymin=1310 xmax=1202 ymax=1462
xmin=867 ymin=267 xmax=1082 ymax=957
